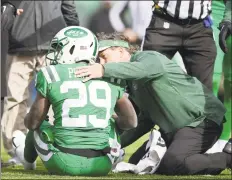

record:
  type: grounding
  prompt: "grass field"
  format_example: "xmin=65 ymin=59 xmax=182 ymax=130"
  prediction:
xmin=1 ymin=134 xmax=231 ymax=180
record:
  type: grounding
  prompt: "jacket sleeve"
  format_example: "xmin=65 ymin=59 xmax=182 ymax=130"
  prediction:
xmin=1 ymin=0 xmax=21 ymax=9
xmin=61 ymin=0 xmax=79 ymax=26
xmin=103 ymin=52 xmax=165 ymax=80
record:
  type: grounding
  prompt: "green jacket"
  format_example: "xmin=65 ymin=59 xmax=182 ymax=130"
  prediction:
xmin=103 ymin=51 xmax=226 ymax=134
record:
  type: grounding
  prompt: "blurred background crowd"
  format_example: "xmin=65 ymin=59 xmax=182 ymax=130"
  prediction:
xmin=1 ymin=0 xmax=231 ymax=164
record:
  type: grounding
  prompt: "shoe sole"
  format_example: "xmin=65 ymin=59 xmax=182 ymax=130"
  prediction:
xmin=1 ymin=161 xmax=19 ymax=168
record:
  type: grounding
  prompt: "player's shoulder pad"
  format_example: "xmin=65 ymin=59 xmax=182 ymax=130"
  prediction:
xmin=40 ymin=65 xmax=61 ymax=84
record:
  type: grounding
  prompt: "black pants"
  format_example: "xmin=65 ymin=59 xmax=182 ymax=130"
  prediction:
xmin=143 ymin=13 xmax=217 ymax=90
xmin=129 ymin=120 xmax=228 ymax=175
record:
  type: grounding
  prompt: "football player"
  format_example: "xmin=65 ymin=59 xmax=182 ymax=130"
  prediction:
xmin=75 ymin=32 xmax=232 ymax=175
xmin=12 ymin=26 xmax=137 ymax=176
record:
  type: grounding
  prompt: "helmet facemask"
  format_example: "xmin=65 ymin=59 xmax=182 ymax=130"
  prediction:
xmin=46 ymin=37 xmax=69 ymax=65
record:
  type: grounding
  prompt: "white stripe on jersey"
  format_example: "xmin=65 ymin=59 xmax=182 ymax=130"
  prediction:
xmin=200 ymin=0 xmax=210 ymax=19
xmin=41 ymin=67 xmax=52 ymax=84
xmin=179 ymin=1 xmax=190 ymax=20
xmin=157 ymin=0 xmax=165 ymax=9
xmin=50 ymin=65 xmax=60 ymax=82
xmin=165 ymin=1 xmax=177 ymax=18
xmin=110 ymin=78 xmax=115 ymax=83
xmin=156 ymin=0 xmax=211 ymax=20
xmin=117 ymin=79 xmax=121 ymax=84
xmin=34 ymin=131 xmax=53 ymax=162
xmin=192 ymin=1 xmax=202 ymax=20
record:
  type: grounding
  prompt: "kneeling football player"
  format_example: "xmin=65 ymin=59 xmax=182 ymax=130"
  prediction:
xmin=12 ymin=26 xmax=137 ymax=176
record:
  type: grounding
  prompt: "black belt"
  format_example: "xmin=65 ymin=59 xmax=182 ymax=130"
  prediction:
xmin=53 ymin=143 xmax=111 ymax=158
xmin=153 ymin=9 xmax=203 ymax=26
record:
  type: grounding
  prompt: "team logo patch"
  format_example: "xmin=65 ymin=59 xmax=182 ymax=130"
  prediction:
xmin=163 ymin=22 xmax=170 ymax=29
xmin=64 ymin=28 xmax=88 ymax=38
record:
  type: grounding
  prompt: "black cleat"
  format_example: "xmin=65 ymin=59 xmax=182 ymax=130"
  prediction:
xmin=223 ymin=138 xmax=232 ymax=154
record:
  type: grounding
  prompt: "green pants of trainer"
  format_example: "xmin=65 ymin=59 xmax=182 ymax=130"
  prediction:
xmin=24 ymin=121 xmax=112 ymax=176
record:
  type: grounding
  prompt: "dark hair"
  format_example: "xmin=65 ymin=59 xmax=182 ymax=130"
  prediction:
xmin=96 ymin=32 xmax=139 ymax=54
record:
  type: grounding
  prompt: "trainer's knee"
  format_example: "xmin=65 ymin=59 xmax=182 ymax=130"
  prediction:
xmin=158 ymin=152 xmax=185 ymax=175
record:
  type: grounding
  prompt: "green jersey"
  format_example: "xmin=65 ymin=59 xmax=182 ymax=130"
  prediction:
xmin=103 ymin=51 xmax=226 ymax=134
xmin=36 ymin=62 xmax=124 ymax=150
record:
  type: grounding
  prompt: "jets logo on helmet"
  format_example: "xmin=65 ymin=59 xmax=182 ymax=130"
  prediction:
xmin=64 ymin=28 xmax=88 ymax=38
xmin=46 ymin=26 xmax=99 ymax=65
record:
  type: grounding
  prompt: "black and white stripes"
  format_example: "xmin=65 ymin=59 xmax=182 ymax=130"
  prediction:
xmin=154 ymin=0 xmax=212 ymax=20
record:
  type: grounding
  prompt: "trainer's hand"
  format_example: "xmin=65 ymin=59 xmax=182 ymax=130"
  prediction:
xmin=219 ymin=20 xmax=232 ymax=53
xmin=75 ymin=63 xmax=105 ymax=82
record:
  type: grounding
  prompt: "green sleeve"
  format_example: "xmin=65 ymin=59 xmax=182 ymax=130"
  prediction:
xmin=35 ymin=70 xmax=49 ymax=98
xmin=223 ymin=0 xmax=231 ymax=22
xmin=103 ymin=52 xmax=165 ymax=80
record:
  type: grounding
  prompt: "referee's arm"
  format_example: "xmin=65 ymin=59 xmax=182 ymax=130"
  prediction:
xmin=109 ymin=1 xmax=128 ymax=32
xmin=219 ymin=0 xmax=231 ymax=53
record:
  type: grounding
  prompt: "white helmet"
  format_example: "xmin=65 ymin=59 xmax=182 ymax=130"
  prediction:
xmin=46 ymin=26 xmax=99 ymax=65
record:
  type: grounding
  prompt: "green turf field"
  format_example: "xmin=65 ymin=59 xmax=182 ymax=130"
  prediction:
xmin=1 ymin=134 xmax=231 ymax=179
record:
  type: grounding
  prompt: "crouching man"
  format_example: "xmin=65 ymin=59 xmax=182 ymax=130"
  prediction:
xmin=75 ymin=32 xmax=232 ymax=175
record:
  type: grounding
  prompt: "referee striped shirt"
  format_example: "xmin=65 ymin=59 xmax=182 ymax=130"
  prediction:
xmin=154 ymin=0 xmax=212 ymax=20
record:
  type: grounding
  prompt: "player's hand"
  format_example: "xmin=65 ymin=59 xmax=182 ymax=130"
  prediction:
xmin=75 ymin=63 xmax=104 ymax=82
xmin=219 ymin=20 xmax=232 ymax=53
